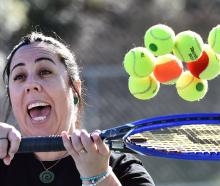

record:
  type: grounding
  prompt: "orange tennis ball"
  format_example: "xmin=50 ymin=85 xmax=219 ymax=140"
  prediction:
xmin=153 ymin=54 xmax=183 ymax=84
xmin=186 ymin=44 xmax=220 ymax=80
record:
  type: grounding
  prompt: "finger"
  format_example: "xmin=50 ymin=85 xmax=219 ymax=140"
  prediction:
xmin=7 ymin=128 xmax=21 ymax=158
xmin=0 ymin=123 xmax=11 ymax=138
xmin=61 ymin=131 xmax=78 ymax=157
xmin=91 ymin=132 xmax=109 ymax=155
xmin=80 ymin=129 xmax=96 ymax=153
xmin=3 ymin=155 xmax=11 ymax=166
xmin=71 ymin=129 xmax=85 ymax=153
xmin=92 ymin=129 xmax=101 ymax=134
xmin=0 ymin=139 xmax=8 ymax=159
xmin=91 ymin=130 xmax=102 ymax=142
xmin=90 ymin=130 xmax=101 ymax=142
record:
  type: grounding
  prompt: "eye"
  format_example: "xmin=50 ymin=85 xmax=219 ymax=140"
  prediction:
xmin=13 ymin=73 xmax=26 ymax=81
xmin=39 ymin=69 xmax=52 ymax=77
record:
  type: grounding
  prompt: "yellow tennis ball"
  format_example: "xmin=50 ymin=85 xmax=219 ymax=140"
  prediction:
xmin=144 ymin=24 xmax=175 ymax=56
xmin=173 ymin=31 xmax=204 ymax=62
xmin=176 ymin=71 xmax=208 ymax=102
xmin=208 ymin=25 xmax=220 ymax=54
xmin=123 ymin=47 xmax=155 ymax=78
xmin=186 ymin=44 xmax=220 ymax=80
xmin=128 ymin=75 xmax=160 ymax=100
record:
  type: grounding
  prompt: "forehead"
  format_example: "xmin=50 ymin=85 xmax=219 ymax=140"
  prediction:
xmin=11 ymin=42 xmax=59 ymax=65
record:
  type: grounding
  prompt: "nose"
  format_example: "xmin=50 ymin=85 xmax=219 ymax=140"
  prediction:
xmin=25 ymin=78 xmax=42 ymax=93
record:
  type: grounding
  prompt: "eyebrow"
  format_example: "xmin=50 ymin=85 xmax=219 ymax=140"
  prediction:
xmin=11 ymin=57 xmax=56 ymax=73
xmin=35 ymin=57 xmax=56 ymax=65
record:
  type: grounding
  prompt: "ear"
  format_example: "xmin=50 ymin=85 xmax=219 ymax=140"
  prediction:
xmin=73 ymin=80 xmax=81 ymax=95
xmin=71 ymin=80 xmax=81 ymax=97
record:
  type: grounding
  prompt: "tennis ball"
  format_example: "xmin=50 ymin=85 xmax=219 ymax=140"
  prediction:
xmin=144 ymin=24 xmax=175 ymax=56
xmin=176 ymin=71 xmax=208 ymax=102
xmin=153 ymin=54 xmax=183 ymax=84
xmin=128 ymin=75 xmax=160 ymax=100
xmin=123 ymin=47 xmax=155 ymax=78
xmin=186 ymin=44 xmax=220 ymax=80
xmin=173 ymin=31 xmax=204 ymax=62
xmin=208 ymin=25 xmax=220 ymax=54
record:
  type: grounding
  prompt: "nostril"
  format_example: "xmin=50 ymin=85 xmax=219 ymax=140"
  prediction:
xmin=25 ymin=84 xmax=41 ymax=93
xmin=34 ymin=87 xmax=39 ymax=91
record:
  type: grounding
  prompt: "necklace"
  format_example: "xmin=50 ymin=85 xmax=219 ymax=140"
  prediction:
xmin=39 ymin=153 xmax=68 ymax=184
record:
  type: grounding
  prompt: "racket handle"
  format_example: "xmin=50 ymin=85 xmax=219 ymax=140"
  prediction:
xmin=18 ymin=136 xmax=134 ymax=153
xmin=18 ymin=136 xmax=65 ymax=153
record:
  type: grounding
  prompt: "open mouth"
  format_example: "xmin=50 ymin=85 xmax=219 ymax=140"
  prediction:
xmin=27 ymin=102 xmax=51 ymax=122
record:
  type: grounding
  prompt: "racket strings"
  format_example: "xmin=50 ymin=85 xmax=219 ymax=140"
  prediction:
xmin=128 ymin=124 xmax=220 ymax=154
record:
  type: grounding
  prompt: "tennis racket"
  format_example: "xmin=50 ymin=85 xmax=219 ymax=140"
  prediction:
xmin=18 ymin=112 xmax=220 ymax=160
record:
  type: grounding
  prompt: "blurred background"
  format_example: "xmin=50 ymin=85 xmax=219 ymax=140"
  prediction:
xmin=1 ymin=0 xmax=220 ymax=185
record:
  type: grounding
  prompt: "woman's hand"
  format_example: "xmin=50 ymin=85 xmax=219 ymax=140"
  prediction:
xmin=0 ymin=122 xmax=21 ymax=165
xmin=61 ymin=129 xmax=110 ymax=177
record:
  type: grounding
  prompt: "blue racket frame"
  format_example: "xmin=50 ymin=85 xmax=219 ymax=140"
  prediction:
xmin=18 ymin=112 xmax=220 ymax=160
xmin=123 ymin=113 xmax=220 ymax=160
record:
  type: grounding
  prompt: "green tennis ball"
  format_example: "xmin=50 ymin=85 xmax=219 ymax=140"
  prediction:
xmin=208 ymin=25 xmax=220 ymax=54
xmin=176 ymin=71 xmax=208 ymax=102
xmin=186 ymin=44 xmax=220 ymax=80
xmin=123 ymin=47 xmax=155 ymax=78
xmin=128 ymin=75 xmax=160 ymax=100
xmin=144 ymin=24 xmax=175 ymax=56
xmin=173 ymin=31 xmax=204 ymax=62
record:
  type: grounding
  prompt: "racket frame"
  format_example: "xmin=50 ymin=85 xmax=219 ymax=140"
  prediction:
xmin=18 ymin=112 xmax=220 ymax=160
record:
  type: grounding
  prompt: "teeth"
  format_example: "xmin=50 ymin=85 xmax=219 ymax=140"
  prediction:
xmin=28 ymin=102 xmax=49 ymax=110
xmin=33 ymin=116 xmax=47 ymax=121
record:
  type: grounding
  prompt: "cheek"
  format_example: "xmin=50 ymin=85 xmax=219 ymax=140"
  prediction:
xmin=9 ymin=87 xmax=21 ymax=108
xmin=49 ymin=80 xmax=73 ymax=109
xmin=56 ymin=88 xmax=73 ymax=109
xmin=9 ymin=92 xmax=23 ymax=122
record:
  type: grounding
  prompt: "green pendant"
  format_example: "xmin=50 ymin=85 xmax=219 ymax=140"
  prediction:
xmin=39 ymin=170 xmax=55 ymax=184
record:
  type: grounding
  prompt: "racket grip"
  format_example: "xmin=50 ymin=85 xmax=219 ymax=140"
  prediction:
xmin=18 ymin=136 xmax=65 ymax=153
xmin=18 ymin=136 xmax=134 ymax=154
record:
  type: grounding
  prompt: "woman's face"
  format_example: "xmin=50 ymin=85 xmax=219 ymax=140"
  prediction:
xmin=8 ymin=42 xmax=79 ymax=136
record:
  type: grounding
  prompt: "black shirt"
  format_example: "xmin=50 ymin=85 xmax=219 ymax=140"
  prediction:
xmin=0 ymin=152 xmax=155 ymax=186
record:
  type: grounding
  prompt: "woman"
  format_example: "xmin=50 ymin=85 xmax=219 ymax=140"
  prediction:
xmin=0 ymin=32 xmax=155 ymax=186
